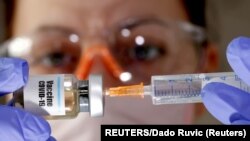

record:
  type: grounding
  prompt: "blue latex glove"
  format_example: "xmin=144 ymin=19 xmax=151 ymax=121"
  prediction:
xmin=0 ymin=57 xmax=56 ymax=141
xmin=201 ymin=36 xmax=250 ymax=124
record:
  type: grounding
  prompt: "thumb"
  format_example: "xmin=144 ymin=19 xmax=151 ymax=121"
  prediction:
xmin=0 ymin=105 xmax=55 ymax=141
xmin=0 ymin=57 xmax=29 ymax=96
xmin=201 ymin=82 xmax=250 ymax=124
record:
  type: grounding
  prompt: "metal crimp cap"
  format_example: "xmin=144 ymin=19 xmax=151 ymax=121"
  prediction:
xmin=88 ymin=74 xmax=104 ymax=117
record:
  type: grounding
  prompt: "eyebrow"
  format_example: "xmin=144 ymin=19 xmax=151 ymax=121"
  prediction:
xmin=119 ymin=17 xmax=169 ymax=29
xmin=35 ymin=25 xmax=80 ymax=35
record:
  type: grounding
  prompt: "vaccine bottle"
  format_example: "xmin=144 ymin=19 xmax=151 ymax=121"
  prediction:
xmin=13 ymin=74 xmax=104 ymax=119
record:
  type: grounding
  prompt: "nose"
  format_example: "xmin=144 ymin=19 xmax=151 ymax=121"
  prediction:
xmin=74 ymin=43 xmax=127 ymax=84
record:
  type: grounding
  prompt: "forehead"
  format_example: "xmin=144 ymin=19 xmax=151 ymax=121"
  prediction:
xmin=13 ymin=0 xmax=188 ymax=35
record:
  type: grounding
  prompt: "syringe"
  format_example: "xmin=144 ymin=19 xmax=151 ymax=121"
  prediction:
xmin=105 ymin=72 xmax=250 ymax=105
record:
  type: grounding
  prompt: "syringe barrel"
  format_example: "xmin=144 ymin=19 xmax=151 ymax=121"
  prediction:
xmin=150 ymin=72 xmax=250 ymax=105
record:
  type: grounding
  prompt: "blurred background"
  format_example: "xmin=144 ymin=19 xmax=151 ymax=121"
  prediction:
xmin=0 ymin=0 xmax=5 ymax=43
xmin=0 ymin=0 xmax=250 ymax=124
xmin=206 ymin=0 xmax=250 ymax=72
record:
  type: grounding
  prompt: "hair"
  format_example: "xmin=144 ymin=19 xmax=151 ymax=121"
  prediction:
xmin=182 ymin=0 xmax=206 ymax=28
xmin=3 ymin=0 xmax=15 ymax=39
xmin=3 ymin=0 xmax=206 ymax=38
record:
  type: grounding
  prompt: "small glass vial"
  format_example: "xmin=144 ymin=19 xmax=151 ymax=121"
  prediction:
xmin=13 ymin=74 xmax=104 ymax=119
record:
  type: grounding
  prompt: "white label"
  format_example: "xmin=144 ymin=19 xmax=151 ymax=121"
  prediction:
xmin=24 ymin=74 xmax=65 ymax=116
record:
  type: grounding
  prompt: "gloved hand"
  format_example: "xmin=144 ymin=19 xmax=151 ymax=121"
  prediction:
xmin=201 ymin=36 xmax=250 ymax=124
xmin=0 ymin=57 xmax=56 ymax=141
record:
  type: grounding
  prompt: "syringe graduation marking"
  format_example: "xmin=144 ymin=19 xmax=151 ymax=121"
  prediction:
xmin=153 ymin=78 xmax=201 ymax=98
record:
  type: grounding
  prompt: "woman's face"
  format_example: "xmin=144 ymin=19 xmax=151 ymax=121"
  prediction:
xmin=12 ymin=0 xmax=202 ymax=87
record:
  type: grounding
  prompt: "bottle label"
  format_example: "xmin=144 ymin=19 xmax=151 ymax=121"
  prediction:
xmin=23 ymin=74 xmax=66 ymax=116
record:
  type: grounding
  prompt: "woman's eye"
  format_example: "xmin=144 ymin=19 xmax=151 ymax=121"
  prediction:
xmin=128 ymin=44 xmax=166 ymax=61
xmin=40 ymin=52 xmax=76 ymax=67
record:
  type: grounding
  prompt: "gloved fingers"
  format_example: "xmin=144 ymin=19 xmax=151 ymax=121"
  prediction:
xmin=226 ymin=36 xmax=250 ymax=85
xmin=201 ymin=82 xmax=250 ymax=125
xmin=231 ymin=119 xmax=250 ymax=125
xmin=0 ymin=105 xmax=55 ymax=141
xmin=47 ymin=136 xmax=57 ymax=141
xmin=0 ymin=57 xmax=29 ymax=96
